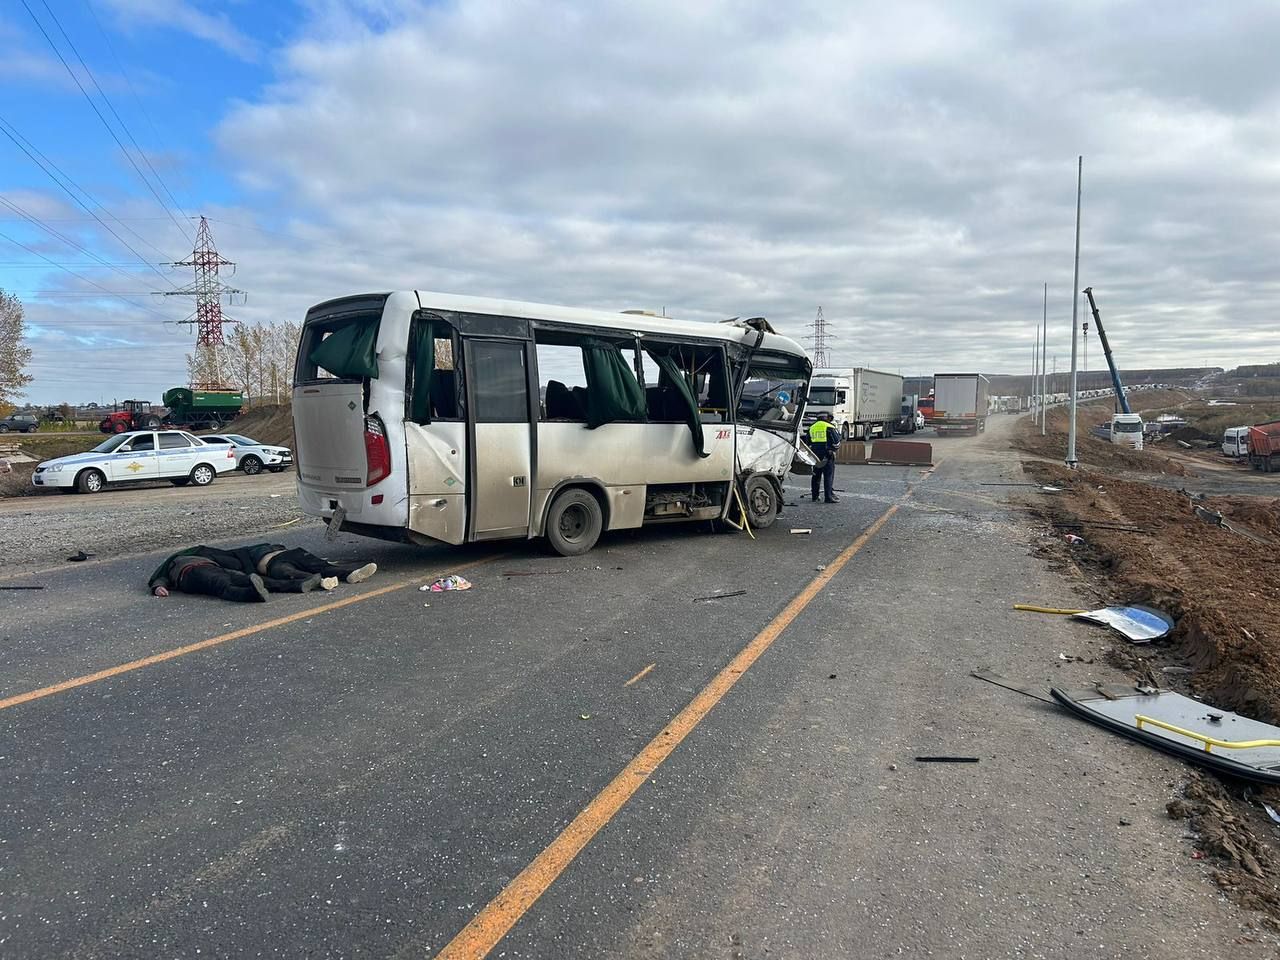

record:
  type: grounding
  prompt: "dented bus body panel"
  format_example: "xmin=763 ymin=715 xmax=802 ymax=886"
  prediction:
xmin=292 ymin=291 xmax=812 ymax=554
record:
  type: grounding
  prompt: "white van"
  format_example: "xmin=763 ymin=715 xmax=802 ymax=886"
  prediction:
xmin=1222 ymin=426 xmax=1251 ymax=458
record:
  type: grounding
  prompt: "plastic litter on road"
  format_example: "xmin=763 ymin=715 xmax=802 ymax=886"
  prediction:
xmin=421 ymin=575 xmax=473 ymax=592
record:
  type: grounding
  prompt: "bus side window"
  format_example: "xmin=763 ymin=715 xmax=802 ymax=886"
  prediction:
xmin=406 ymin=315 xmax=463 ymax=423
xmin=535 ymin=340 xmax=589 ymax=422
xmin=641 ymin=343 xmax=729 ymax=424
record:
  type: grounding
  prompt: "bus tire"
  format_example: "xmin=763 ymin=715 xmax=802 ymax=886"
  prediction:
xmin=743 ymin=474 xmax=778 ymax=529
xmin=546 ymin=488 xmax=603 ymax=556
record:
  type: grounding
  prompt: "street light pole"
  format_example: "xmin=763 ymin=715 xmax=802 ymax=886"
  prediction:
xmin=1041 ymin=282 xmax=1048 ymax=435
xmin=1066 ymin=155 xmax=1083 ymax=467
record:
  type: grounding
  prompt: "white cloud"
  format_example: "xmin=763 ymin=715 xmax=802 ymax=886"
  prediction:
xmin=13 ymin=1 xmax=1280 ymax=401
xmin=99 ymin=0 xmax=258 ymax=60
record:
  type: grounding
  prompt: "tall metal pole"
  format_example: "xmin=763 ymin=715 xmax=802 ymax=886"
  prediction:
xmin=1032 ymin=319 xmax=1039 ymax=417
xmin=1041 ymin=282 xmax=1048 ymax=434
xmin=1065 ymin=156 xmax=1083 ymax=467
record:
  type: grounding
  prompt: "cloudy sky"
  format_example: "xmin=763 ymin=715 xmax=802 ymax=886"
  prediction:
xmin=3 ymin=0 xmax=1279 ymax=404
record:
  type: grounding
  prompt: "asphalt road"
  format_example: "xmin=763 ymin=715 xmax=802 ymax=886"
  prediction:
xmin=0 ymin=418 xmax=1270 ymax=958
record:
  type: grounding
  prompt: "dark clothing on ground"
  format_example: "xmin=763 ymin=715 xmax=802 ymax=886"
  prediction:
xmin=262 ymin=547 xmax=361 ymax=583
xmin=178 ymin=563 xmax=268 ymax=603
xmin=148 ymin=543 xmax=366 ymax=599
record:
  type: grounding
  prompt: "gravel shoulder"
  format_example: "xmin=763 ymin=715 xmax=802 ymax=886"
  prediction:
xmin=0 ymin=470 xmax=312 ymax=571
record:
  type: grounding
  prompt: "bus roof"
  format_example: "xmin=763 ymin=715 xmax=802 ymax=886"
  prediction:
xmin=310 ymin=290 xmax=810 ymax=360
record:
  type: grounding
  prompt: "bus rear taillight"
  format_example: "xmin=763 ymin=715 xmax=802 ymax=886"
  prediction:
xmin=364 ymin=415 xmax=391 ymax=486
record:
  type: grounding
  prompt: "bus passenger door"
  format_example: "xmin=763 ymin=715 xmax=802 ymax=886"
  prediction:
xmin=465 ymin=338 xmax=533 ymax=540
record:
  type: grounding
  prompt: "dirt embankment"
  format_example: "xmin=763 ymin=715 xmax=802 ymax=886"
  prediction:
xmin=1012 ymin=391 xmax=1193 ymax=476
xmin=223 ymin=403 xmax=294 ymax=447
xmin=1022 ymin=461 xmax=1280 ymax=921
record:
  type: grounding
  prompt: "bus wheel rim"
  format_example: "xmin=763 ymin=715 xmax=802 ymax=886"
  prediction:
xmin=559 ymin=504 xmax=587 ymax=540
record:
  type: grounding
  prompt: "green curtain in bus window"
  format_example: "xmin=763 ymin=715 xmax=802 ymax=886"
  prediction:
xmin=407 ymin=319 xmax=435 ymax=423
xmin=309 ymin=317 xmax=380 ymax=380
xmin=651 ymin=352 xmax=708 ymax=458
xmin=582 ymin=341 xmax=647 ymax=428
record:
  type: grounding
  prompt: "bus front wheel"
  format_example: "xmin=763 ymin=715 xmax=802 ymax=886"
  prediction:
xmin=743 ymin=474 xmax=778 ymax=529
xmin=546 ymin=488 xmax=603 ymax=557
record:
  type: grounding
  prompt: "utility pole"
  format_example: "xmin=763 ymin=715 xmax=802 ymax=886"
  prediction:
xmin=1032 ymin=318 xmax=1039 ymax=418
xmin=1066 ymin=156 xmax=1083 ymax=468
xmin=160 ymin=216 xmax=245 ymax=390
xmin=1041 ymin=283 xmax=1048 ymax=434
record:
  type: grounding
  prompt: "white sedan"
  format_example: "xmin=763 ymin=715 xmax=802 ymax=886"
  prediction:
xmin=32 ymin=430 xmax=237 ymax=493
xmin=201 ymin=433 xmax=293 ymax=475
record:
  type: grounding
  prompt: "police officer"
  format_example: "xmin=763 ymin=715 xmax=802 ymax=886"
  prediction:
xmin=808 ymin=416 xmax=841 ymax=503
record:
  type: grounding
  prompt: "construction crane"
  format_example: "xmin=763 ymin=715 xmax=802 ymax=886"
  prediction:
xmin=1082 ymin=287 xmax=1144 ymax=449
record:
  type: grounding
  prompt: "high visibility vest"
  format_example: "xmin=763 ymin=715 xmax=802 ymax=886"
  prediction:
xmin=809 ymin=420 xmax=829 ymax=444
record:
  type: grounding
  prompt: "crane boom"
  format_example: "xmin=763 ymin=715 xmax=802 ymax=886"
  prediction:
xmin=1082 ymin=287 xmax=1131 ymax=415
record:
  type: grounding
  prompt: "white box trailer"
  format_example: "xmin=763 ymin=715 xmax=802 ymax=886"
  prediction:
xmin=930 ymin=373 xmax=990 ymax=435
xmin=804 ymin=368 xmax=904 ymax=440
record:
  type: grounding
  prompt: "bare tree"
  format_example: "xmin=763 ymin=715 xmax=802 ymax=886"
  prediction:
xmin=185 ymin=320 xmax=301 ymax=405
xmin=0 ymin=289 xmax=33 ymax=406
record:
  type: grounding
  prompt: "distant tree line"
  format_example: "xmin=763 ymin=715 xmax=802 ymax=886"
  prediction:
xmin=186 ymin=320 xmax=301 ymax=404
xmin=1231 ymin=363 xmax=1280 ymax=379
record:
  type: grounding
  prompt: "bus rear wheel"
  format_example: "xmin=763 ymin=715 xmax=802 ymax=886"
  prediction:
xmin=546 ymin=488 xmax=603 ymax=556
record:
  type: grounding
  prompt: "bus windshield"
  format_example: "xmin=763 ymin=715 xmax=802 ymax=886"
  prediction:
xmin=738 ymin=352 xmax=809 ymax=431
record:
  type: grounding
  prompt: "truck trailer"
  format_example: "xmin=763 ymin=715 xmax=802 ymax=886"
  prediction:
xmin=929 ymin=373 xmax=990 ymax=436
xmin=1248 ymin=420 xmax=1280 ymax=472
xmin=161 ymin=388 xmax=244 ymax=430
xmin=804 ymin=368 xmax=904 ymax=440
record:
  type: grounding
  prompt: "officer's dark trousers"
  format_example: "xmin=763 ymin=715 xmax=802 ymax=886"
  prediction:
xmin=179 ymin=563 xmax=265 ymax=603
xmin=811 ymin=455 xmax=836 ymax=501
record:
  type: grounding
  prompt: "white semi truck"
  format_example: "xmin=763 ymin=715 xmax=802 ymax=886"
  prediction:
xmin=804 ymin=368 xmax=904 ymax=440
xmin=929 ymin=373 xmax=990 ymax=436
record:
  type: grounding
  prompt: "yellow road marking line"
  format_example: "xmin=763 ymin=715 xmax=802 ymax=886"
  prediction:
xmin=435 ymin=501 xmax=903 ymax=959
xmin=623 ymin=663 xmax=655 ymax=687
xmin=0 ymin=553 xmax=502 ymax=713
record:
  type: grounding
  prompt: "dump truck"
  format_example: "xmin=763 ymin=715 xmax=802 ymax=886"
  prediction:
xmin=161 ymin=388 xmax=244 ymax=430
xmin=1248 ymin=421 xmax=1280 ymax=472
xmin=803 ymin=368 xmax=903 ymax=440
xmin=929 ymin=373 xmax=990 ymax=435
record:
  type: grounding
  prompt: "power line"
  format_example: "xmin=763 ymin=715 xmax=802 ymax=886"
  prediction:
xmin=82 ymin=0 xmax=192 ymax=220
xmin=0 ymin=227 xmax=175 ymax=321
xmin=0 ymin=115 xmax=181 ymax=282
xmin=0 ymin=194 xmax=161 ymax=289
xmin=20 ymin=0 xmax=193 ymax=244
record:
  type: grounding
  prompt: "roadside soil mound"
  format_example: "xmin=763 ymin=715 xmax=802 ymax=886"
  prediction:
xmin=223 ymin=403 xmax=294 ymax=447
xmin=1025 ymin=462 xmax=1280 ymax=721
xmin=1022 ymin=461 xmax=1280 ymax=923
xmin=1012 ymin=404 xmax=1189 ymax=475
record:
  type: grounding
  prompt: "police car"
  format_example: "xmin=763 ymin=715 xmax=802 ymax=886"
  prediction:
xmin=32 ymin=430 xmax=238 ymax=493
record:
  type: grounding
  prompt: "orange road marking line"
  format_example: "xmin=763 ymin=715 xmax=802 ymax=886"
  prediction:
xmin=435 ymin=502 xmax=903 ymax=959
xmin=623 ymin=663 xmax=656 ymax=687
xmin=0 ymin=553 xmax=501 ymax=712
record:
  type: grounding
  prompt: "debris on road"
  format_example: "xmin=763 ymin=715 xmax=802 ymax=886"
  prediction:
xmin=1052 ymin=686 xmax=1280 ymax=785
xmin=1063 ymin=533 xmax=1086 ymax=545
xmin=692 ymin=589 xmax=747 ymax=602
xmin=422 ymin=575 xmax=472 ymax=592
xmin=789 ymin=528 xmax=812 ymax=535
xmin=1072 ymin=604 xmax=1175 ymax=643
xmin=914 ymin=756 xmax=980 ymax=763
xmin=969 ymin=670 xmax=1053 ymax=704
xmin=1014 ymin=602 xmax=1174 ymax=643
xmin=66 ymin=550 xmax=93 ymax=562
